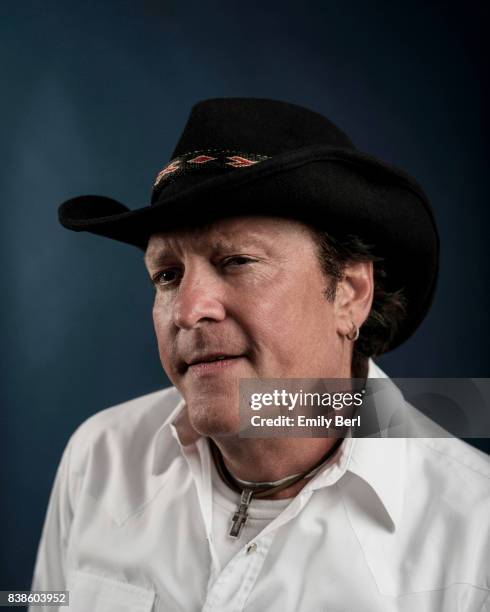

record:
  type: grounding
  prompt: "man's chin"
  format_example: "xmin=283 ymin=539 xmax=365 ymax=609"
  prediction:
xmin=175 ymin=376 xmax=243 ymax=436
xmin=185 ymin=398 xmax=241 ymax=438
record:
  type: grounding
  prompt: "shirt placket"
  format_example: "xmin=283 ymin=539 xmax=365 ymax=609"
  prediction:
xmin=202 ymin=531 xmax=273 ymax=612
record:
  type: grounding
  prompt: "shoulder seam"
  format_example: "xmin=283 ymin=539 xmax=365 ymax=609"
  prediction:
xmin=413 ymin=438 xmax=490 ymax=481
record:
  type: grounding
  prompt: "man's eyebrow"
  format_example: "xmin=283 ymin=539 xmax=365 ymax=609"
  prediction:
xmin=144 ymin=250 xmax=173 ymax=270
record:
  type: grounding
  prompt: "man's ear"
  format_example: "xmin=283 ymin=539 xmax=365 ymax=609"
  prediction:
xmin=334 ymin=261 xmax=374 ymax=337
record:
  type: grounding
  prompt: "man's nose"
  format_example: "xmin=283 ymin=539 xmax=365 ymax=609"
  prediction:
xmin=172 ymin=267 xmax=226 ymax=329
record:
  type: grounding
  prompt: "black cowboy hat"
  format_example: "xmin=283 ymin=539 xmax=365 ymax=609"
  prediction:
xmin=59 ymin=97 xmax=439 ymax=351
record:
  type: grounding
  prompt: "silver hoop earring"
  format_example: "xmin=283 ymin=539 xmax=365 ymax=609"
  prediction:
xmin=346 ymin=323 xmax=359 ymax=342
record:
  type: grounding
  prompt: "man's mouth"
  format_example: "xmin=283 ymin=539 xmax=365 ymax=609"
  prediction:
xmin=183 ymin=353 xmax=244 ymax=373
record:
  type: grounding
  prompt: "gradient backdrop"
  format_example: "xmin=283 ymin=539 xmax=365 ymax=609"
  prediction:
xmin=1 ymin=0 xmax=489 ymax=594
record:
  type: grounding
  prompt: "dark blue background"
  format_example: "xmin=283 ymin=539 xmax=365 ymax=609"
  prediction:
xmin=1 ymin=0 xmax=488 ymax=593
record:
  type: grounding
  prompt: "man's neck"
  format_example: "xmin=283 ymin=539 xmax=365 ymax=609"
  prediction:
xmin=210 ymin=435 xmax=342 ymax=499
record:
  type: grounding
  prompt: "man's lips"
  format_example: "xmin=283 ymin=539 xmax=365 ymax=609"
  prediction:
xmin=181 ymin=353 xmax=245 ymax=373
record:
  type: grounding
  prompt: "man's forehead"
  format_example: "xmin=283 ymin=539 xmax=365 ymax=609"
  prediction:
xmin=144 ymin=216 xmax=312 ymax=265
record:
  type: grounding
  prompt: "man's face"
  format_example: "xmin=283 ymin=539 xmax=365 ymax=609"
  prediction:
xmin=145 ymin=216 xmax=348 ymax=436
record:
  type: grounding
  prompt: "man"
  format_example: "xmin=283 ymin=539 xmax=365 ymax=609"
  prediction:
xmin=32 ymin=99 xmax=489 ymax=611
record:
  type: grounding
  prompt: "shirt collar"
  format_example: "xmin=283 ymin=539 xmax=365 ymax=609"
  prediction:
xmin=151 ymin=360 xmax=407 ymax=530
xmin=346 ymin=360 xmax=406 ymax=530
xmin=151 ymin=395 xmax=186 ymax=475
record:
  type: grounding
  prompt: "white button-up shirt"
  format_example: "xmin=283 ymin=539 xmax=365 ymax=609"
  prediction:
xmin=31 ymin=362 xmax=490 ymax=611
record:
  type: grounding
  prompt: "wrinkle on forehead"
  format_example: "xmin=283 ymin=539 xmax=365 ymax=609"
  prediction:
xmin=144 ymin=216 xmax=311 ymax=269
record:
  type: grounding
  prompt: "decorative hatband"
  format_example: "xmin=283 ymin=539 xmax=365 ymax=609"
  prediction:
xmin=152 ymin=150 xmax=270 ymax=194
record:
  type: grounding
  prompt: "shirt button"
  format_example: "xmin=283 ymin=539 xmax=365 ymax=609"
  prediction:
xmin=246 ymin=542 xmax=257 ymax=554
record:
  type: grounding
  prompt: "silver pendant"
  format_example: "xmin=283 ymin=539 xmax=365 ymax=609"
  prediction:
xmin=229 ymin=488 xmax=253 ymax=539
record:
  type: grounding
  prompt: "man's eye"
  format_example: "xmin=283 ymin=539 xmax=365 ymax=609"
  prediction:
xmin=153 ymin=269 xmax=180 ymax=285
xmin=223 ymin=256 xmax=254 ymax=267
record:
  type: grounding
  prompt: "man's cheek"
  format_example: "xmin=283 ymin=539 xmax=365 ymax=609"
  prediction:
xmin=153 ymin=311 xmax=170 ymax=342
